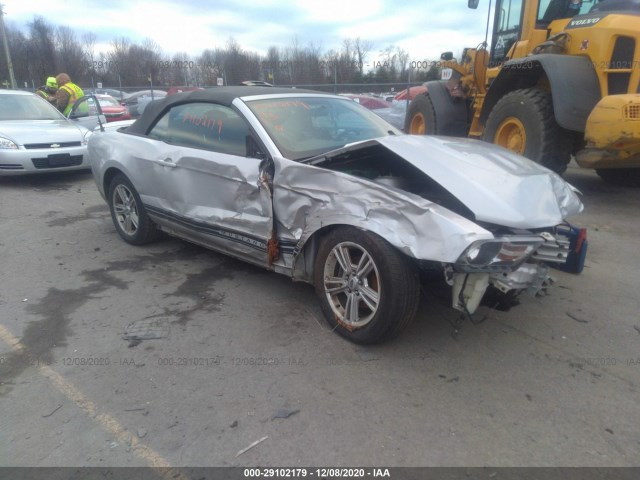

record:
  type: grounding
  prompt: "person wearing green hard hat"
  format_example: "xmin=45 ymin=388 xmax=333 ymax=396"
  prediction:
xmin=35 ymin=77 xmax=58 ymax=103
xmin=55 ymin=73 xmax=85 ymax=116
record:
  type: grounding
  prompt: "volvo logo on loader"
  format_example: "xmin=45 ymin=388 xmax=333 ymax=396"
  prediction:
xmin=566 ymin=15 xmax=604 ymax=29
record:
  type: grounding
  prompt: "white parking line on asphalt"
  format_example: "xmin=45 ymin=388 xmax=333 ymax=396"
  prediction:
xmin=0 ymin=323 xmax=188 ymax=479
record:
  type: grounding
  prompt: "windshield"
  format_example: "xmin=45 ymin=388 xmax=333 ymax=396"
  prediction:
xmin=97 ymin=96 xmax=120 ymax=107
xmin=0 ymin=94 xmax=65 ymax=121
xmin=245 ymin=96 xmax=400 ymax=161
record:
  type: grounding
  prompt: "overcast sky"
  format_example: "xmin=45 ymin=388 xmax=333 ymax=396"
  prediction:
xmin=2 ymin=0 xmax=490 ymax=63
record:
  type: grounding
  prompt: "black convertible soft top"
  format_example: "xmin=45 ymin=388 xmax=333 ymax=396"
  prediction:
xmin=126 ymin=86 xmax=328 ymax=135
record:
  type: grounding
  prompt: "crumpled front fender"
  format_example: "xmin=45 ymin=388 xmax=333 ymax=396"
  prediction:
xmin=271 ymin=157 xmax=492 ymax=281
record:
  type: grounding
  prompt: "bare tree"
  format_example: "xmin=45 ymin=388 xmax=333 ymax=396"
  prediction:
xmin=26 ymin=17 xmax=56 ymax=84
xmin=81 ymin=32 xmax=97 ymax=84
xmin=353 ymin=37 xmax=373 ymax=76
xmin=107 ymin=37 xmax=131 ymax=85
xmin=0 ymin=24 xmax=29 ymax=87
xmin=197 ymin=49 xmax=222 ymax=86
xmin=56 ymin=26 xmax=84 ymax=81
xmin=305 ymin=41 xmax=324 ymax=85
xmin=6 ymin=14 xmax=423 ymax=91
xmin=264 ymin=45 xmax=280 ymax=84
xmin=396 ymin=46 xmax=410 ymax=81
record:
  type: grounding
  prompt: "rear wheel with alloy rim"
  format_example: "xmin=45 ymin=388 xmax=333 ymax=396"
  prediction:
xmin=108 ymin=173 xmax=160 ymax=245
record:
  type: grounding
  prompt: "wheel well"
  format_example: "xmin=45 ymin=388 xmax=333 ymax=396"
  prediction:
xmin=480 ymin=62 xmax=546 ymax=125
xmin=293 ymin=224 xmax=342 ymax=283
xmin=292 ymin=224 xmax=420 ymax=284
xmin=481 ymin=55 xmax=601 ymax=132
xmin=102 ymin=167 xmax=124 ymax=196
xmin=409 ymin=81 xmax=468 ymax=136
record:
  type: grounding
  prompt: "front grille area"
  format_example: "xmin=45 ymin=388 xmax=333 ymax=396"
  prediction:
xmin=0 ymin=163 xmax=25 ymax=170
xmin=24 ymin=141 xmax=82 ymax=150
xmin=532 ymin=232 xmax=570 ymax=264
xmin=624 ymin=104 xmax=640 ymax=120
xmin=32 ymin=155 xmax=83 ymax=169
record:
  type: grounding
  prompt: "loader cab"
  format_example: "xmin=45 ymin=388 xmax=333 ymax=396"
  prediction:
xmin=487 ymin=0 xmax=599 ymax=66
xmin=536 ymin=0 xmax=597 ymax=25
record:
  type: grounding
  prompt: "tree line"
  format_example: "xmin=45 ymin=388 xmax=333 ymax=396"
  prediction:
xmin=0 ymin=16 xmax=441 ymax=91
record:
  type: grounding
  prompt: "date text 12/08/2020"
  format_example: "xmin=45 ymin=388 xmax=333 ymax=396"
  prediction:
xmin=243 ymin=468 xmax=391 ymax=478
xmin=83 ymin=60 xmax=221 ymax=70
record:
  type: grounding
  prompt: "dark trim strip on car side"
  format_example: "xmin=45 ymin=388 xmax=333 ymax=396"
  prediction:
xmin=144 ymin=204 xmax=297 ymax=254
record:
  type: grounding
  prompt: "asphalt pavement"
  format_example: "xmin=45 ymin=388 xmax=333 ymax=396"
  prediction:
xmin=0 ymin=164 xmax=639 ymax=470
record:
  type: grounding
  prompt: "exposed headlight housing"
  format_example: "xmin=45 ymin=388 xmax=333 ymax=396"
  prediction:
xmin=455 ymin=236 xmax=544 ymax=272
xmin=0 ymin=136 xmax=18 ymax=149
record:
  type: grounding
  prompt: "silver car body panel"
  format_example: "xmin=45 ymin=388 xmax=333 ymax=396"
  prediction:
xmin=371 ymin=135 xmax=583 ymax=229
xmin=90 ymin=133 xmax=273 ymax=267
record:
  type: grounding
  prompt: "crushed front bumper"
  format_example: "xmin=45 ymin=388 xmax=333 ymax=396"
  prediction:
xmin=450 ymin=228 xmax=582 ymax=314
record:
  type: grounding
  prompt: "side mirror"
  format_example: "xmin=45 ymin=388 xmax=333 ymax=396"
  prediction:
xmin=440 ymin=51 xmax=454 ymax=61
xmin=468 ymin=0 xmax=479 ymax=8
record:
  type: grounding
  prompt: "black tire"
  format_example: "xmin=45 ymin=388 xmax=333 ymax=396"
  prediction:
xmin=313 ymin=226 xmax=420 ymax=344
xmin=483 ymin=88 xmax=572 ymax=174
xmin=107 ymin=173 xmax=160 ymax=245
xmin=405 ymin=93 xmax=437 ymax=135
xmin=596 ymin=168 xmax=640 ymax=187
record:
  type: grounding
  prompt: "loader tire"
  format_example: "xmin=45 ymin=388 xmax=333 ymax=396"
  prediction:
xmin=405 ymin=94 xmax=437 ymax=135
xmin=483 ymin=88 xmax=572 ymax=174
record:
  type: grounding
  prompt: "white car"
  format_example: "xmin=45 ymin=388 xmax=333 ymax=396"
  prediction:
xmin=0 ymin=90 xmax=102 ymax=175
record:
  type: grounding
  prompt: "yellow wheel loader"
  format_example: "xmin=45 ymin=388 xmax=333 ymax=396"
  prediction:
xmin=405 ymin=0 xmax=640 ymax=184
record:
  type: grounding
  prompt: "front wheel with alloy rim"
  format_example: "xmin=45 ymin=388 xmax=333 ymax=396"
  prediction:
xmin=313 ymin=227 xmax=420 ymax=344
xmin=483 ymin=88 xmax=572 ymax=174
xmin=108 ymin=173 xmax=160 ymax=245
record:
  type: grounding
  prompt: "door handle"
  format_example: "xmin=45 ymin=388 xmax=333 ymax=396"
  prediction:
xmin=154 ymin=158 xmax=177 ymax=168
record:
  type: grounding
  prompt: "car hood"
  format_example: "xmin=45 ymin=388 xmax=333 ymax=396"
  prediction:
xmin=0 ymin=120 xmax=87 ymax=146
xmin=316 ymin=135 xmax=583 ymax=229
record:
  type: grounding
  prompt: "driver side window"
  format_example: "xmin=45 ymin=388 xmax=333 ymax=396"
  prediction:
xmin=147 ymin=102 xmax=254 ymax=157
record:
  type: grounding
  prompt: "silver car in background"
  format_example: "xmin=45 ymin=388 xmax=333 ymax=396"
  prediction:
xmin=0 ymin=90 xmax=93 ymax=175
xmin=88 ymin=87 xmax=584 ymax=344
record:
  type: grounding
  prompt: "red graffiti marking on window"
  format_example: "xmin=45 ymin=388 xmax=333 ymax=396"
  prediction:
xmin=183 ymin=112 xmax=224 ymax=132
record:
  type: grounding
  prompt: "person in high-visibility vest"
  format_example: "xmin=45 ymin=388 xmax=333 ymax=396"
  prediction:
xmin=35 ymin=77 xmax=58 ymax=103
xmin=55 ymin=73 xmax=85 ymax=116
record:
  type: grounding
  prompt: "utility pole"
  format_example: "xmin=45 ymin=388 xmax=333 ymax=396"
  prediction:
xmin=0 ymin=3 xmax=17 ymax=88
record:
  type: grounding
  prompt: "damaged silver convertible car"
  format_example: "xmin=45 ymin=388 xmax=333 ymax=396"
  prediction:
xmin=88 ymin=87 xmax=583 ymax=344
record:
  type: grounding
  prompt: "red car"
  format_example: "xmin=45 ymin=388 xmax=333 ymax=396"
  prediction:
xmin=340 ymin=94 xmax=392 ymax=110
xmin=95 ymin=94 xmax=131 ymax=122
xmin=166 ymin=86 xmax=205 ymax=96
xmin=392 ymin=86 xmax=428 ymax=102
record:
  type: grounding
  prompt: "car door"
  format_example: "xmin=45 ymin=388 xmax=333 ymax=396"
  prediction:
xmin=136 ymin=101 xmax=275 ymax=267
xmin=68 ymin=95 xmax=107 ymax=130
